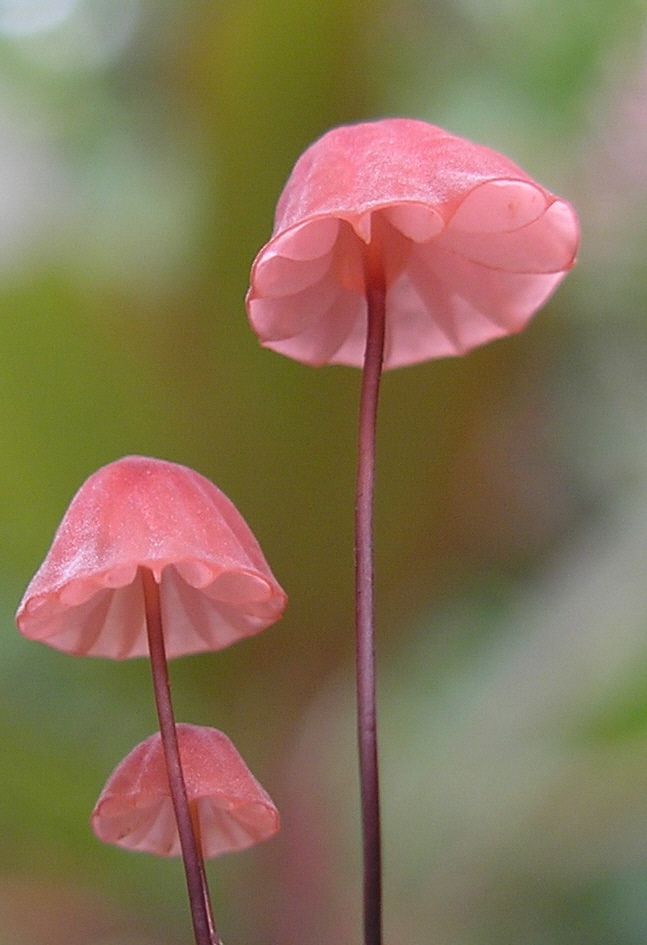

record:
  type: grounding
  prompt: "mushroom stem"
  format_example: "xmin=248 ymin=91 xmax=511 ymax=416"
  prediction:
xmin=141 ymin=567 xmax=219 ymax=945
xmin=190 ymin=801 xmax=222 ymax=945
xmin=355 ymin=267 xmax=386 ymax=945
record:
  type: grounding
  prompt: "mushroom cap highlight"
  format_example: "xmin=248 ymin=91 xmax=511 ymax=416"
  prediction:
xmin=247 ymin=118 xmax=580 ymax=370
xmin=16 ymin=456 xmax=287 ymax=659
xmin=91 ymin=724 xmax=280 ymax=858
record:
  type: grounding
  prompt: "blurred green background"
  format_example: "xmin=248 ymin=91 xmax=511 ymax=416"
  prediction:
xmin=2 ymin=1 xmax=647 ymax=943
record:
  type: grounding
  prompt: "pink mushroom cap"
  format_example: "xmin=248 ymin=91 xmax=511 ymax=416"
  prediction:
xmin=247 ymin=118 xmax=580 ymax=370
xmin=16 ymin=456 xmax=287 ymax=659
xmin=91 ymin=724 xmax=280 ymax=858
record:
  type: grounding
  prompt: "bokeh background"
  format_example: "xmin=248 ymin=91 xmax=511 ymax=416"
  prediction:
xmin=2 ymin=1 xmax=647 ymax=943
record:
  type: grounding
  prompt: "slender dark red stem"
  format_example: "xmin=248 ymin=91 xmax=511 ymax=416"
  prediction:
xmin=141 ymin=567 xmax=220 ymax=945
xmin=191 ymin=803 xmax=218 ymax=944
xmin=355 ymin=270 xmax=386 ymax=945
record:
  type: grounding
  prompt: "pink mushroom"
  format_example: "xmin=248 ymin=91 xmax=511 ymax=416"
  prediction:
xmin=92 ymin=724 xmax=280 ymax=859
xmin=246 ymin=118 xmax=579 ymax=945
xmin=247 ymin=117 xmax=579 ymax=369
xmin=16 ymin=455 xmax=286 ymax=659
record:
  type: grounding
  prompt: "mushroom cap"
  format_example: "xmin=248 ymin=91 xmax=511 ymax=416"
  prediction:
xmin=91 ymin=724 xmax=280 ymax=858
xmin=247 ymin=118 xmax=580 ymax=370
xmin=16 ymin=456 xmax=287 ymax=659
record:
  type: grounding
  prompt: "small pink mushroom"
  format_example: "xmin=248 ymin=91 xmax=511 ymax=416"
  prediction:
xmin=92 ymin=724 xmax=280 ymax=859
xmin=16 ymin=455 xmax=287 ymax=659
xmin=247 ymin=117 xmax=579 ymax=369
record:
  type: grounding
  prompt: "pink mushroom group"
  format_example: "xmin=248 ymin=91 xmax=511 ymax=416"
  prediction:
xmin=16 ymin=455 xmax=286 ymax=945
xmin=16 ymin=116 xmax=580 ymax=945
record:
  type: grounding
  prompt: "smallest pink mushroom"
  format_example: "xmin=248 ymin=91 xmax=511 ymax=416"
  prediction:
xmin=92 ymin=724 xmax=280 ymax=858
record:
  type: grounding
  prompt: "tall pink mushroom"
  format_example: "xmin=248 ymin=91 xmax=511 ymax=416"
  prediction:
xmin=16 ymin=455 xmax=287 ymax=945
xmin=246 ymin=118 xmax=580 ymax=945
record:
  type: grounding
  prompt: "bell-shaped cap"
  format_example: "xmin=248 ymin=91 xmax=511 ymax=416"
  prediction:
xmin=16 ymin=456 xmax=287 ymax=659
xmin=247 ymin=118 xmax=580 ymax=370
xmin=91 ymin=724 xmax=280 ymax=858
